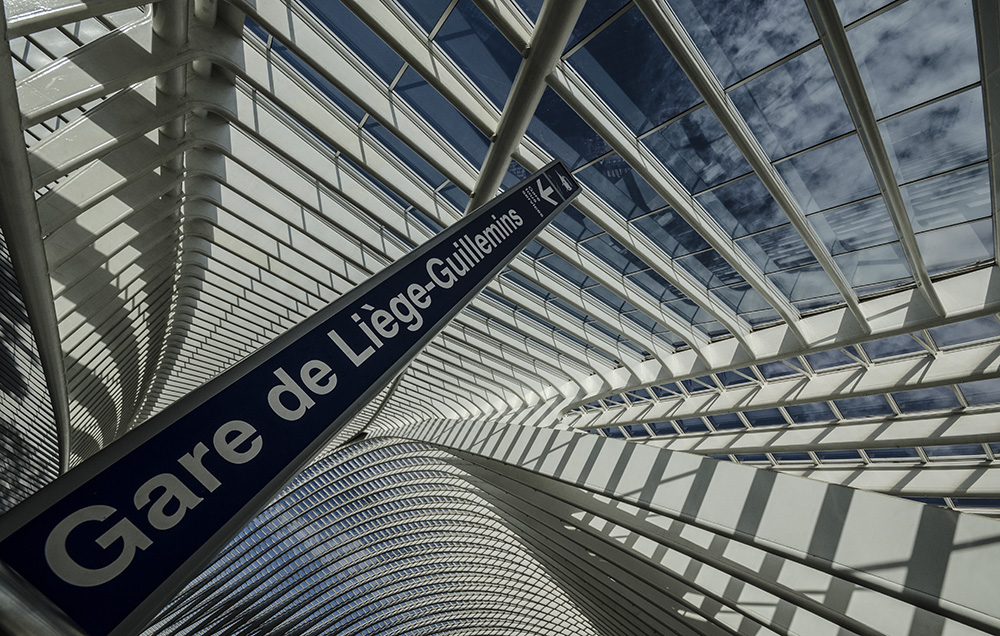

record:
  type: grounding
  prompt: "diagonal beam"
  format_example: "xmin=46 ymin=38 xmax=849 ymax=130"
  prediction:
xmin=804 ymin=0 xmax=946 ymax=317
xmin=467 ymin=0 xmax=586 ymax=210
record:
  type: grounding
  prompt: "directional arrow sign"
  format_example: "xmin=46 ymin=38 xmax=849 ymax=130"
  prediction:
xmin=0 ymin=161 xmax=580 ymax=636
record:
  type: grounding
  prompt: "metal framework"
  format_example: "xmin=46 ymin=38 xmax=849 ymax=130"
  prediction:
xmin=1 ymin=0 xmax=999 ymax=633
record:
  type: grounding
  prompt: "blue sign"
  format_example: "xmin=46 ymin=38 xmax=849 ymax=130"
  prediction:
xmin=0 ymin=162 xmax=579 ymax=636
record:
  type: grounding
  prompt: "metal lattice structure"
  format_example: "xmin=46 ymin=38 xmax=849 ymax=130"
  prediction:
xmin=2 ymin=0 xmax=1000 ymax=634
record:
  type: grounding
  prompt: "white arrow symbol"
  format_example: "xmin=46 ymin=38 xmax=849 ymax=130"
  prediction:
xmin=536 ymin=178 xmax=558 ymax=206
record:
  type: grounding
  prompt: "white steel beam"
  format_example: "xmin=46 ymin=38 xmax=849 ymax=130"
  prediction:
xmin=804 ymin=0 xmax=946 ymax=317
xmin=569 ymin=338 xmax=1000 ymax=429
xmin=4 ymin=0 xmax=155 ymax=38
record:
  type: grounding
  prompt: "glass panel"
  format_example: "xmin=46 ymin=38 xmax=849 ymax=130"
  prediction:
xmin=817 ymin=449 xmax=862 ymax=461
xmin=698 ymin=173 xmax=786 ymax=237
xmin=676 ymin=418 xmax=708 ymax=433
xmin=756 ymin=360 xmax=800 ymax=380
xmin=776 ymin=134 xmax=879 ymax=213
xmin=785 ymin=402 xmax=837 ymax=423
xmin=860 ymin=334 xmax=926 ymax=360
xmin=902 ymin=163 xmax=991 ymax=233
xmin=581 ymin=234 xmax=647 ymax=275
xmin=835 ymin=0 xmax=894 ymax=26
xmin=737 ymin=224 xmax=817 ymax=274
xmin=585 ymin=285 xmax=631 ymax=313
xmin=677 ymin=249 xmax=745 ymax=288
xmin=833 ymin=242 xmax=912 ymax=291
xmin=398 ymin=0 xmax=453 ymax=33
xmin=767 ymin=263 xmax=840 ymax=304
xmin=669 ymin=0 xmax=817 ymax=86
xmin=643 ymin=105 xmax=750 ymax=193
xmin=435 ymin=0 xmax=521 ymax=109
xmin=923 ymin=444 xmax=985 ymax=458
xmin=735 ymin=453 xmax=771 ymax=463
xmin=928 ymin=315 xmax=1000 ymax=348
xmin=538 ymin=253 xmax=596 ymax=288
xmin=835 ymin=394 xmax=893 ymax=418
xmin=528 ymin=88 xmax=611 ymax=169
xmin=364 ymin=120 xmax=445 ymax=187
xmin=808 ymin=196 xmax=898 ymax=255
xmin=717 ymin=368 xmax=756 ymax=387
xmin=714 ymin=282 xmax=772 ymax=314
xmin=958 ymin=378 xmax=1000 ymax=406
xmin=627 ymin=269 xmax=683 ymax=303
xmin=623 ymin=424 xmax=649 ymax=438
xmin=773 ymin=452 xmax=813 ymax=462
xmin=569 ymin=6 xmax=702 ymax=133
xmin=513 ymin=0 xmax=542 ymax=22
xmin=951 ymin=497 xmax=1000 ymax=508
xmin=866 ymin=447 xmax=919 ymax=460
xmin=631 ymin=209 xmax=710 ymax=258
xmin=649 ymin=421 xmax=676 ymax=435
xmin=847 ymin=0 xmax=980 ymax=118
xmin=731 ymin=44 xmax=854 ymax=159
xmin=395 ymin=68 xmax=490 ymax=165
xmin=708 ymin=413 xmax=745 ymax=430
xmin=302 ymin=0 xmax=404 ymax=83
xmin=915 ymin=219 xmax=993 ymax=276
xmin=566 ymin=0 xmax=630 ymax=51
xmin=552 ymin=206 xmax=602 ymax=242
xmin=881 ymin=88 xmax=987 ymax=184
xmin=804 ymin=349 xmax=858 ymax=371
xmin=891 ymin=386 xmax=961 ymax=413
xmin=439 ymin=182 xmax=470 ymax=210
xmin=602 ymin=427 xmax=624 ymax=438
xmin=744 ymin=408 xmax=786 ymax=427
xmin=576 ymin=155 xmax=667 ymax=220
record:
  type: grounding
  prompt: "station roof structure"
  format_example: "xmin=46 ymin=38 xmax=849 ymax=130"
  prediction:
xmin=1 ymin=0 xmax=1000 ymax=634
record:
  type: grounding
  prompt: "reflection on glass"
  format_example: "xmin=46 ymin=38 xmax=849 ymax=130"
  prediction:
xmin=891 ymin=386 xmax=960 ymax=413
xmin=834 ymin=393 xmax=893 ymax=418
xmin=677 ymin=249 xmax=745 ymax=288
xmin=552 ymin=206 xmax=601 ymax=242
xmin=808 ymin=196 xmax=898 ymax=255
xmin=768 ymin=262 xmax=840 ymax=306
xmin=436 ymin=0 xmax=521 ymax=109
xmin=835 ymin=0 xmax=894 ymax=25
xmin=624 ymin=423 xmax=648 ymax=438
xmin=627 ymin=269 xmax=682 ymax=303
xmin=698 ymin=173 xmax=785 ymax=237
xmin=670 ymin=0 xmax=817 ymax=86
xmin=756 ymin=360 xmax=800 ymax=380
xmin=676 ymin=418 xmax=708 ymax=433
xmin=631 ymin=209 xmax=710 ymax=258
xmin=737 ymin=224 xmax=817 ymax=274
xmin=923 ymin=444 xmax=984 ymax=459
xmin=731 ymin=44 xmax=854 ymax=159
xmin=744 ymin=408 xmax=786 ymax=426
xmin=929 ymin=315 xmax=1000 ymax=348
xmin=581 ymin=234 xmax=647 ymax=275
xmin=776 ymin=134 xmax=879 ymax=213
xmin=902 ymin=163 xmax=991 ymax=232
xmin=785 ymin=402 xmax=836 ymax=422
xmin=859 ymin=333 xmax=926 ymax=359
xmin=848 ymin=0 xmax=979 ymax=118
xmin=833 ymin=242 xmax=911 ymax=291
xmin=915 ymin=219 xmax=993 ymax=276
xmin=804 ymin=348 xmax=857 ymax=371
xmin=643 ymin=105 xmax=750 ymax=193
xmin=395 ymin=68 xmax=490 ymax=165
xmin=866 ymin=447 xmax=919 ymax=460
xmin=528 ymin=89 xmax=611 ymax=169
xmin=881 ymin=88 xmax=987 ymax=184
xmin=649 ymin=421 xmax=676 ymax=435
xmin=576 ymin=155 xmax=666 ymax=220
xmin=708 ymin=413 xmax=745 ymax=429
xmin=958 ymin=378 xmax=1000 ymax=406
xmin=713 ymin=282 xmax=772 ymax=314
xmin=817 ymin=449 xmax=862 ymax=461
xmin=570 ymin=7 xmax=702 ymax=133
